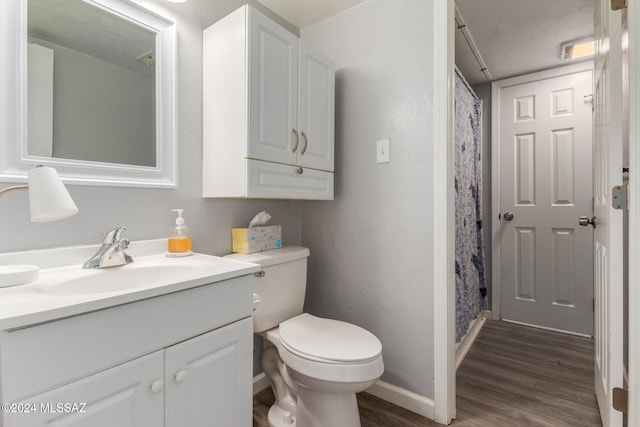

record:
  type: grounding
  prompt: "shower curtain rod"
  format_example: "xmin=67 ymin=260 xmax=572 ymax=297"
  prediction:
xmin=455 ymin=5 xmax=492 ymax=83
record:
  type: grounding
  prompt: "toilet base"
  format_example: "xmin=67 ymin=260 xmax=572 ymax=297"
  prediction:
xmin=267 ymin=403 xmax=296 ymax=427
xmin=266 ymin=387 xmax=362 ymax=427
xmin=294 ymin=386 xmax=361 ymax=427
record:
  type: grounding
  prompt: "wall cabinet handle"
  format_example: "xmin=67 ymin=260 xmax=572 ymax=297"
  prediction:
xmin=175 ymin=370 xmax=188 ymax=383
xmin=296 ymin=167 xmax=303 ymax=174
xmin=292 ymin=129 xmax=300 ymax=153
xmin=150 ymin=379 xmax=164 ymax=393
xmin=301 ymin=131 xmax=308 ymax=155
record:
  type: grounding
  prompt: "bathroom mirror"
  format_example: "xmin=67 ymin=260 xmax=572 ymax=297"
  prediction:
xmin=0 ymin=0 xmax=177 ymax=188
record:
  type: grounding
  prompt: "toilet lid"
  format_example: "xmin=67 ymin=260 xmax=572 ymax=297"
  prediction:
xmin=279 ymin=313 xmax=382 ymax=363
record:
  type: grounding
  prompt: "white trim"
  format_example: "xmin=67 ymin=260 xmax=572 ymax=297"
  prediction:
xmin=366 ymin=380 xmax=435 ymax=421
xmin=501 ymin=318 xmax=592 ymax=339
xmin=253 ymin=372 xmax=271 ymax=395
xmin=490 ymin=80 xmax=502 ymax=321
xmin=491 ymin=61 xmax=594 ymax=90
xmin=455 ymin=314 xmax=485 ymax=370
xmin=627 ymin=0 xmax=640 ymax=424
xmin=0 ymin=0 xmax=177 ymax=188
xmin=433 ymin=0 xmax=456 ymax=424
xmin=490 ymin=61 xmax=594 ymax=321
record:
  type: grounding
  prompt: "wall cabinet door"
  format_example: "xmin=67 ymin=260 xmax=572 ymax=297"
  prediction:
xmin=7 ymin=351 xmax=164 ymax=427
xmin=165 ymin=318 xmax=253 ymax=427
xmin=298 ymin=42 xmax=335 ymax=172
xmin=248 ymin=8 xmax=298 ymax=165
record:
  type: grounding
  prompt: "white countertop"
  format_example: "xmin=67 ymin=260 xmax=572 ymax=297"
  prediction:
xmin=0 ymin=240 xmax=260 ymax=330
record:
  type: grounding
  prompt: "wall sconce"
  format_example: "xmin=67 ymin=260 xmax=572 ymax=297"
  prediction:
xmin=0 ymin=166 xmax=78 ymax=222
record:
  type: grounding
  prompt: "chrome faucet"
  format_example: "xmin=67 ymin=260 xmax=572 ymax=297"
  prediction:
xmin=83 ymin=227 xmax=134 ymax=269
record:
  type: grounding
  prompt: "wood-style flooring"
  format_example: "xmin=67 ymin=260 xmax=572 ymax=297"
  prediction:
xmin=253 ymin=320 xmax=601 ymax=426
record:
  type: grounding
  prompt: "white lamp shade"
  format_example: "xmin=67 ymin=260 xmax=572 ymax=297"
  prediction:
xmin=28 ymin=167 xmax=79 ymax=222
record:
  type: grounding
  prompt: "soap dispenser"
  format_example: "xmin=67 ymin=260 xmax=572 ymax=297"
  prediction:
xmin=167 ymin=209 xmax=192 ymax=256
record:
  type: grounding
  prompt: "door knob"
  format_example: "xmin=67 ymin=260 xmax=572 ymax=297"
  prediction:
xmin=578 ymin=215 xmax=596 ymax=228
xmin=503 ymin=212 xmax=514 ymax=221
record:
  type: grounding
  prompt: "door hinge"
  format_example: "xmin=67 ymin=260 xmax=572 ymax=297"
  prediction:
xmin=612 ymin=185 xmax=627 ymax=210
xmin=613 ymin=387 xmax=628 ymax=413
xmin=611 ymin=0 xmax=628 ymax=10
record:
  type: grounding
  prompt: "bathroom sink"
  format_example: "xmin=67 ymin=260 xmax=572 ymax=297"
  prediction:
xmin=38 ymin=263 xmax=200 ymax=295
xmin=0 ymin=240 xmax=260 ymax=330
xmin=33 ymin=253 xmax=254 ymax=296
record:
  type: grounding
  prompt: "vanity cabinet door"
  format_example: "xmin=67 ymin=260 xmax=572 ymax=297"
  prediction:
xmin=164 ymin=317 xmax=253 ymax=427
xmin=297 ymin=42 xmax=335 ymax=172
xmin=6 ymin=350 xmax=164 ymax=427
xmin=247 ymin=7 xmax=299 ymax=166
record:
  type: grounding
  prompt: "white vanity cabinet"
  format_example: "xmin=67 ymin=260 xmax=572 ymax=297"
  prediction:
xmin=0 ymin=276 xmax=253 ymax=427
xmin=203 ymin=5 xmax=335 ymax=200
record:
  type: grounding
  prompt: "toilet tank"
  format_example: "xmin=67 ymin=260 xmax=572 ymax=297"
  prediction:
xmin=224 ymin=246 xmax=310 ymax=333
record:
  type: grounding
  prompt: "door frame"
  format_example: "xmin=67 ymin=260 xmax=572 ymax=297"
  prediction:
xmin=627 ymin=1 xmax=639 ymax=424
xmin=490 ymin=61 xmax=595 ymax=322
xmin=432 ymin=0 xmax=455 ymax=424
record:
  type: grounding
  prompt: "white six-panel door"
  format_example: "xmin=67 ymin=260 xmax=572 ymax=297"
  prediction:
xmin=594 ymin=0 xmax=624 ymax=425
xmin=498 ymin=67 xmax=594 ymax=336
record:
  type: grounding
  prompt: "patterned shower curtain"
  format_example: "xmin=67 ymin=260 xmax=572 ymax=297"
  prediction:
xmin=454 ymin=71 xmax=487 ymax=342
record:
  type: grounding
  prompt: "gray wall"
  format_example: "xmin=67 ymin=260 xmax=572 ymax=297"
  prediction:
xmin=299 ymin=0 xmax=437 ymax=398
xmin=0 ymin=0 xmax=302 ymax=257
xmin=472 ymin=82 xmax=492 ymax=306
xmin=31 ymin=39 xmax=156 ymax=167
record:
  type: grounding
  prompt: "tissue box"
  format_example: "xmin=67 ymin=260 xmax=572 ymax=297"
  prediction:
xmin=232 ymin=225 xmax=282 ymax=253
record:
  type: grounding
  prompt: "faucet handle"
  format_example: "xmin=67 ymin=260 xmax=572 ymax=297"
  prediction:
xmin=102 ymin=227 xmax=127 ymax=244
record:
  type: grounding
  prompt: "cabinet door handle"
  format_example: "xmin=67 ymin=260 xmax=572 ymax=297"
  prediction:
xmin=292 ymin=129 xmax=300 ymax=153
xmin=174 ymin=370 xmax=188 ymax=383
xmin=296 ymin=167 xmax=303 ymax=174
xmin=301 ymin=131 xmax=308 ymax=155
xmin=150 ymin=379 xmax=164 ymax=393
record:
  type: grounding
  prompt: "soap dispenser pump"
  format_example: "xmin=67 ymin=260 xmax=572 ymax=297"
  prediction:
xmin=167 ymin=209 xmax=192 ymax=256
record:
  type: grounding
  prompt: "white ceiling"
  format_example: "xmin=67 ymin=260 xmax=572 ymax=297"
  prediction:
xmin=256 ymin=0 xmax=368 ymax=29
xmin=29 ymin=0 xmax=155 ymax=74
xmin=456 ymin=0 xmax=597 ymax=85
xmin=258 ymin=0 xmax=596 ymax=86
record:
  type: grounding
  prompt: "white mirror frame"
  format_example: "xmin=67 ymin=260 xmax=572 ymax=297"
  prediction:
xmin=0 ymin=0 xmax=177 ymax=188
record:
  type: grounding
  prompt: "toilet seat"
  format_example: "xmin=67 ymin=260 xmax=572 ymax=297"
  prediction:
xmin=279 ymin=313 xmax=382 ymax=363
xmin=266 ymin=314 xmax=384 ymax=383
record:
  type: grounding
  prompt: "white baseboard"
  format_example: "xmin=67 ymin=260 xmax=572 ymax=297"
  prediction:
xmin=501 ymin=318 xmax=592 ymax=338
xmin=254 ymin=374 xmax=436 ymax=422
xmin=253 ymin=372 xmax=271 ymax=395
xmin=366 ymin=380 xmax=435 ymax=420
xmin=455 ymin=314 xmax=486 ymax=370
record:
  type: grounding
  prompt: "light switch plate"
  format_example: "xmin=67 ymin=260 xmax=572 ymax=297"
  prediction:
xmin=376 ymin=139 xmax=390 ymax=163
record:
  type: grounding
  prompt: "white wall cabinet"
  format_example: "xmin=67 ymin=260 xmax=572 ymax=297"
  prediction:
xmin=203 ymin=5 xmax=335 ymax=200
xmin=0 ymin=277 xmax=253 ymax=427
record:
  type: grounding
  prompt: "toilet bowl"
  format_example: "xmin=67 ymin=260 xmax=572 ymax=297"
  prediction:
xmin=224 ymin=247 xmax=384 ymax=427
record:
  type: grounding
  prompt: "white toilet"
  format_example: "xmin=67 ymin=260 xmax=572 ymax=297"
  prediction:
xmin=225 ymin=246 xmax=384 ymax=427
